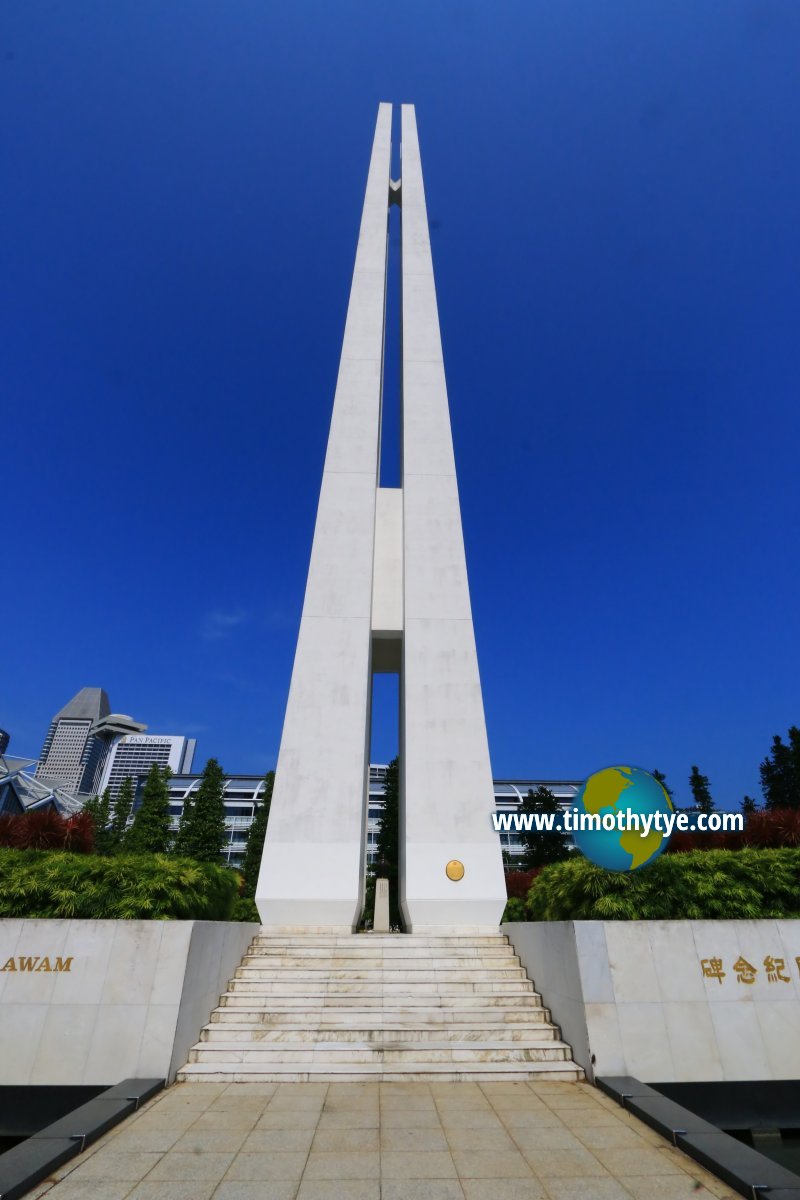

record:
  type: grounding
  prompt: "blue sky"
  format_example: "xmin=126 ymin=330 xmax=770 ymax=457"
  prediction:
xmin=3 ymin=1 xmax=799 ymax=809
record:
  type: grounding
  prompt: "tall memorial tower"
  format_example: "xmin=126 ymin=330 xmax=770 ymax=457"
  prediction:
xmin=256 ymin=104 xmax=506 ymax=932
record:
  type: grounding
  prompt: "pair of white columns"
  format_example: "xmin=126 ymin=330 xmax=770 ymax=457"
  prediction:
xmin=255 ymin=104 xmax=506 ymax=932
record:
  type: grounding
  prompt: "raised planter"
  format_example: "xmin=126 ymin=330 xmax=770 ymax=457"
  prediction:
xmin=504 ymin=919 xmax=800 ymax=1082
xmin=0 ymin=919 xmax=259 ymax=1084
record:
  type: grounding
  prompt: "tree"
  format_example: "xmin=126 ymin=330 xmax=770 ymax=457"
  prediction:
xmin=652 ymin=769 xmax=673 ymax=798
xmin=241 ymin=770 xmax=274 ymax=897
xmin=518 ymin=786 xmax=571 ymax=869
xmin=760 ymin=727 xmax=800 ymax=810
xmin=173 ymin=758 xmax=226 ymax=863
xmin=173 ymin=782 xmax=196 ymax=857
xmin=373 ymin=757 xmax=401 ymax=929
xmin=688 ymin=766 xmax=714 ymax=813
xmin=126 ymin=763 xmax=172 ymax=854
xmin=83 ymin=788 xmax=114 ymax=854
xmin=109 ymin=776 xmax=135 ymax=851
xmin=741 ymin=795 xmax=758 ymax=816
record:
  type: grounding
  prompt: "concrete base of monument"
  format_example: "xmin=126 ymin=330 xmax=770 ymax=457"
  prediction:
xmin=255 ymin=842 xmax=370 ymax=930
xmin=401 ymin=843 xmax=509 ymax=933
xmin=255 ymin=901 xmax=363 ymax=931
xmin=255 ymin=898 xmax=510 ymax=933
xmin=259 ymin=925 xmax=357 ymax=935
xmin=0 ymin=919 xmax=259 ymax=1085
xmin=408 ymin=924 xmax=508 ymax=934
xmin=505 ymin=919 xmax=800 ymax=1084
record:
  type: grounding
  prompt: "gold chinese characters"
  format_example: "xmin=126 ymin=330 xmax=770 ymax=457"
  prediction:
xmin=700 ymin=954 xmax=797 ymax=985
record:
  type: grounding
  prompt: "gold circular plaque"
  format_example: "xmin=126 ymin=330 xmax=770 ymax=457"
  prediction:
xmin=445 ymin=859 xmax=465 ymax=881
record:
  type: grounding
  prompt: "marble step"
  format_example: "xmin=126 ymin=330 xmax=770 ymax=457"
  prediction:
xmin=219 ymin=992 xmax=542 ymax=1008
xmin=219 ymin=979 xmax=537 ymax=998
xmin=210 ymin=1005 xmax=553 ymax=1025
xmin=235 ymin=960 xmax=527 ymax=979
xmin=250 ymin=937 xmax=510 ymax=949
xmin=254 ymin=925 xmax=504 ymax=936
xmin=188 ymin=1041 xmax=573 ymax=1064
xmin=245 ymin=950 xmax=520 ymax=960
xmin=240 ymin=954 xmax=521 ymax=969
xmin=247 ymin=946 xmax=515 ymax=958
xmin=177 ymin=1060 xmax=584 ymax=1083
xmin=236 ymin=962 xmax=523 ymax=974
xmin=226 ymin=979 xmax=534 ymax=993
xmin=200 ymin=1023 xmax=560 ymax=1043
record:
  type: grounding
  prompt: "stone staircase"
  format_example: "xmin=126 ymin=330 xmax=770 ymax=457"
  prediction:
xmin=178 ymin=931 xmax=584 ymax=1083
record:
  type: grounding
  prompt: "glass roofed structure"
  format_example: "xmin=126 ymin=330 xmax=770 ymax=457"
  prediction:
xmin=0 ymin=753 xmax=84 ymax=817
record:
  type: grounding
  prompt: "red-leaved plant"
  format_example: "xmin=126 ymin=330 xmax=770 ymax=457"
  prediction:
xmin=668 ymin=807 xmax=800 ymax=854
xmin=504 ymin=868 xmax=542 ymax=898
xmin=0 ymin=809 xmax=95 ymax=853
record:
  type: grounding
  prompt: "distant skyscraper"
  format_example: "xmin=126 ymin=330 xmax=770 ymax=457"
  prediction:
xmin=36 ymin=688 xmax=146 ymax=795
xmin=0 ymin=729 xmax=9 ymax=755
xmin=99 ymin=734 xmax=196 ymax=800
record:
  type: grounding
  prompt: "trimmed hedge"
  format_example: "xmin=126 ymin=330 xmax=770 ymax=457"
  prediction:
xmin=0 ymin=849 xmax=240 ymax=920
xmin=522 ymin=848 xmax=800 ymax=921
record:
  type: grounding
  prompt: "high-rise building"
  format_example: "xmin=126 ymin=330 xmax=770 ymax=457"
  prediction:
xmin=36 ymin=687 xmax=146 ymax=795
xmin=36 ymin=687 xmax=109 ymax=792
xmin=100 ymin=734 xmax=196 ymax=800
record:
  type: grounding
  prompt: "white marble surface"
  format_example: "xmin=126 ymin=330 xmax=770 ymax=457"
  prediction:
xmin=505 ymin=919 xmax=800 ymax=1083
xmin=0 ymin=919 xmax=258 ymax=1085
xmin=400 ymin=103 xmax=506 ymax=930
xmin=256 ymin=105 xmax=391 ymax=929
xmin=371 ymin=488 xmax=403 ymax=635
xmin=258 ymin=103 xmax=505 ymax=931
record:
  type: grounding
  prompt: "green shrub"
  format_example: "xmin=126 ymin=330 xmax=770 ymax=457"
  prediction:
xmin=502 ymin=897 xmax=526 ymax=923
xmin=523 ymin=848 xmax=800 ymax=921
xmin=0 ymin=849 xmax=240 ymax=920
xmin=231 ymin=895 xmax=260 ymax=922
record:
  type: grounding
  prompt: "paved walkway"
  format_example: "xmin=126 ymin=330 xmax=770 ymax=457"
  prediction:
xmin=30 ymin=1081 xmax=738 ymax=1200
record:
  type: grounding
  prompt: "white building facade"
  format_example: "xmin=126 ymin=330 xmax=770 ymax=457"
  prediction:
xmin=100 ymin=734 xmax=196 ymax=800
xmin=165 ymin=773 xmax=269 ymax=868
xmin=366 ymin=766 xmax=581 ymax=867
xmin=159 ymin=766 xmax=579 ymax=872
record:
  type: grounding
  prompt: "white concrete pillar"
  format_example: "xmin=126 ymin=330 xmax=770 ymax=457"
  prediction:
xmin=399 ymin=104 xmax=507 ymax=930
xmin=255 ymin=105 xmax=392 ymax=930
xmin=373 ymin=878 xmax=390 ymax=932
xmin=258 ymin=103 xmax=506 ymax=932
